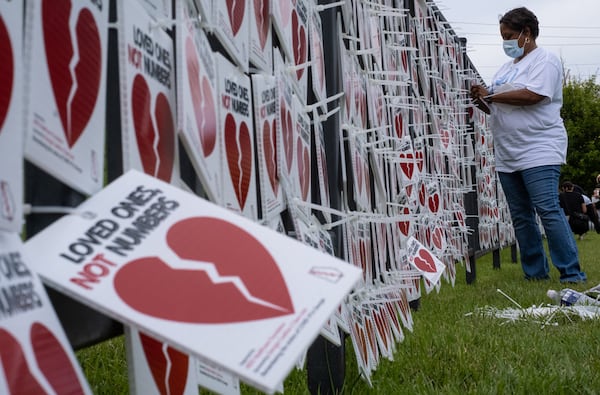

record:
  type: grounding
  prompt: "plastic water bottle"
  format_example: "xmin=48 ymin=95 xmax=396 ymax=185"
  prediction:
xmin=546 ymin=288 xmax=600 ymax=306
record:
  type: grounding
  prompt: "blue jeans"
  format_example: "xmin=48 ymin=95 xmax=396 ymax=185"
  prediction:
xmin=498 ymin=165 xmax=586 ymax=282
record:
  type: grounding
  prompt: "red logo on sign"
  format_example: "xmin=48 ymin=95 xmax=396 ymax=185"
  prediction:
xmin=291 ymin=9 xmax=307 ymax=80
xmin=226 ymin=0 xmax=245 ymax=36
xmin=279 ymin=98 xmax=294 ymax=174
xmin=413 ymin=248 xmax=437 ymax=273
xmin=0 ymin=323 xmax=86 ymax=395
xmin=186 ymin=37 xmax=217 ymax=157
xmin=254 ymin=0 xmax=270 ymax=49
xmin=114 ymin=217 xmax=294 ymax=323
xmin=131 ymin=74 xmax=175 ymax=182
xmin=225 ymin=114 xmax=252 ymax=210
xmin=263 ymin=119 xmax=279 ymax=194
xmin=0 ymin=15 xmax=13 ymax=133
xmin=42 ymin=0 xmax=101 ymax=148
xmin=297 ymin=137 xmax=310 ymax=200
xmin=140 ymin=333 xmax=189 ymax=395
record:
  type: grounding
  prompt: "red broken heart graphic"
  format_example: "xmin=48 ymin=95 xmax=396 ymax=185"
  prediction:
xmin=226 ymin=0 xmax=245 ymax=36
xmin=397 ymin=207 xmax=410 ymax=236
xmin=140 ymin=333 xmax=189 ymax=395
xmin=42 ymin=0 xmax=101 ymax=148
xmin=132 ymin=74 xmax=175 ymax=182
xmin=399 ymin=153 xmax=414 ymax=180
xmin=225 ymin=113 xmax=252 ymax=210
xmin=418 ymin=182 xmax=426 ymax=207
xmin=186 ymin=37 xmax=217 ymax=157
xmin=0 ymin=323 xmax=86 ymax=395
xmin=254 ymin=0 xmax=270 ymax=49
xmin=428 ymin=193 xmax=440 ymax=213
xmin=263 ymin=119 xmax=278 ymax=195
xmin=394 ymin=113 xmax=404 ymax=138
xmin=351 ymin=322 xmax=369 ymax=369
xmin=30 ymin=322 xmax=86 ymax=395
xmin=431 ymin=227 xmax=444 ymax=250
xmin=114 ymin=216 xmax=294 ymax=323
xmin=0 ymin=14 xmax=13 ymax=133
xmin=291 ymin=9 xmax=307 ymax=80
xmin=297 ymin=136 xmax=310 ymax=200
xmin=414 ymin=150 xmax=424 ymax=172
xmin=280 ymin=98 xmax=294 ymax=174
xmin=401 ymin=50 xmax=409 ymax=73
xmin=413 ymin=249 xmax=437 ymax=273
xmin=0 ymin=328 xmax=46 ymax=394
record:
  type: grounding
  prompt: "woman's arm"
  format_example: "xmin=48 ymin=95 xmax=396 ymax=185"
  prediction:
xmin=485 ymin=88 xmax=545 ymax=106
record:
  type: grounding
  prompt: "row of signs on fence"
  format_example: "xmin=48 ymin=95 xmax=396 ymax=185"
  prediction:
xmin=0 ymin=0 xmax=455 ymax=392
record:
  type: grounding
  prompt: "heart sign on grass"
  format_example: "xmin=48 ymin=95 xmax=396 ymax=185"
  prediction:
xmin=114 ymin=217 xmax=295 ymax=323
xmin=131 ymin=74 xmax=175 ymax=182
xmin=185 ymin=37 xmax=217 ymax=157
xmin=0 ymin=14 xmax=13 ymax=133
xmin=42 ymin=0 xmax=101 ymax=148
xmin=406 ymin=236 xmax=445 ymax=285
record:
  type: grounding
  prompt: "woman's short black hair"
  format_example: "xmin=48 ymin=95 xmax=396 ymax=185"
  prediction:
xmin=499 ymin=7 xmax=539 ymax=39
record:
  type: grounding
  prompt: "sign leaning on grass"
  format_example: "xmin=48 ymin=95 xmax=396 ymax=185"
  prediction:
xmin=23 ymin=170 xmax=362 ymax=394
xmin=0 ymin=232 xmax=92 ymax=395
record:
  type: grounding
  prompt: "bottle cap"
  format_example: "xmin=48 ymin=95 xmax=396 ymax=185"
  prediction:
xmin=547 ymin=289 xmax=559 ymax=300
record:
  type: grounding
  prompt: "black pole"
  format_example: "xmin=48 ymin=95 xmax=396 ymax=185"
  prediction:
xmin=306 ymin=1 xmax=346 ymax=394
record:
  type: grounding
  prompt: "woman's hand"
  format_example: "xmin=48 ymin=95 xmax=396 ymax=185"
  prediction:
xmin=470 ymin=84 xmax=491 ymax=114
xmin=470 ymin=84 xmax=489 ymax=100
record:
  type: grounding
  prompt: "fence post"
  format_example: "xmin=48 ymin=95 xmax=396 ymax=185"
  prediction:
xmin=305 ymin=1 xmax=347 ymax=393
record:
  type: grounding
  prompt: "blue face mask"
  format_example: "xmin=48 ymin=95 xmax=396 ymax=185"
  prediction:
xmin=503 ymin=31 xmax=524 ymax=58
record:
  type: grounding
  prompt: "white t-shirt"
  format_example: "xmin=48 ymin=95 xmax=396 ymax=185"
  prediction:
xmin=488 ymin=47 xmax=567 ymax=173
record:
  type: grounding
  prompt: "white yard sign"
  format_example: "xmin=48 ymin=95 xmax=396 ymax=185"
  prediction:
xmin=23 ymin=170 xmax=362 ymax=394
xmin=0 ymin=232 xmax=91 ymax=395
xmin=24 ymin=0 xmax=108 ymax=195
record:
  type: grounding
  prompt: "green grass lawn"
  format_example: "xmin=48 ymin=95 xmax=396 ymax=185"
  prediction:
xmin=77 ymin=232 xmax=600 ymax=394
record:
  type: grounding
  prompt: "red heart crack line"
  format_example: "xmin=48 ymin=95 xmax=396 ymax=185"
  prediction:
xmin=0 ymin=323 xmax=86 ymax=394
xmin=297 ymin=136 xmax=310 ymax=200
xmin=263 ymin=119 xmax=279 ymax=195
xmin=291 ymin=9 xmax=307 ymax=80
xmin=413 ymin=248 xmax=437 ymax=273
xmin=398 ymin=153 xmax=414 ymax=180
xmin=253 ymin=0 xmax=269 ymax=49
xmin=428 ymin=193 xmax=440 ymax=213
xmin=114 ymin=216 xmax=295 ymax=323
xmin=185 ymin=36 xmax=217 ymax=157
xmin=131 ymin=74 xmax=175 ymax=182
xmin=42 ymin=0 xmax=102 ymax=148
xmin=279 ymin=98 xmax=294 ymax=174
xmin=224 ymin=113 xmax=253 ymax=210
xmin=139 ymin=332 xmax=189 ymax=395
xmin=226 ymin=0 xmax=245 ymax=36
xmin=0 ymin=14 xmax=13 ymax=133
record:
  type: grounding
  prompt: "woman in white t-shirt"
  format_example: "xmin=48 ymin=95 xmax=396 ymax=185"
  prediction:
xmin=470 ymin=7 xmax=587 ymax=283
